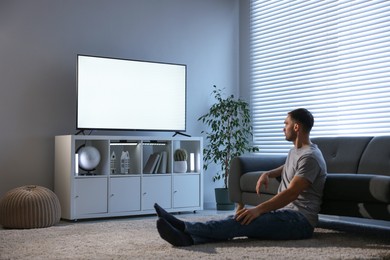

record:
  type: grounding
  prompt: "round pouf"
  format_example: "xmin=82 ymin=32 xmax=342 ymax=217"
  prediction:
xmin=0 ymin=185 xmax=61 ymax=229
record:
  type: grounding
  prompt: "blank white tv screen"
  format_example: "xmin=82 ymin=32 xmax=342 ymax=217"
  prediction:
xmin=77 ymin=55 xmax=186 ymax=132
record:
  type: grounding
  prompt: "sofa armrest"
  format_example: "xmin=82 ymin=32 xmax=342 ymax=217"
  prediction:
xmin=229 ymin=155 xmax=286 ymax=203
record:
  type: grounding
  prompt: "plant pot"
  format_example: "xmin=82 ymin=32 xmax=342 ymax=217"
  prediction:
xmin=174 ymin=161 xmax=187 ymax=173
xmin=214 ymin=188 xmax=235 ymax=210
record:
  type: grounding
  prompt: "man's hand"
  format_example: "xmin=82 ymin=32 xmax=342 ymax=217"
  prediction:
xmin=256 ymin=172 xmax=269 ymax=195
xmin=235 ymin=202 xmax=244 ymax=214
xmin=235 ymin=207 xmax=262 ymax=225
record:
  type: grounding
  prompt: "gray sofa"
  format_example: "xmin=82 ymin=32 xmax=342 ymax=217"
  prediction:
xmin=229 ymin=136 xmax=390 ymax=221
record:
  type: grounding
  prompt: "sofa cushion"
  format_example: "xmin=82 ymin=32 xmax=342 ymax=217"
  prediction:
xmin=238 ymin=155 xmax=286 ymax=173
xmin=311 ymin=137 xmax=372 ymax=173
xmin=240 ymin=171 xmax=280 ymax=195
xmin=323 ymin=174 xmax=390 ymax=203
xmin=358 ymin=136 xmax=390 ymax=177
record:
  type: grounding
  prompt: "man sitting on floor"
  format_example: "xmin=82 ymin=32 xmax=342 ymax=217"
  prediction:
xmin=155 ymin=108 xmax=327 ymax=246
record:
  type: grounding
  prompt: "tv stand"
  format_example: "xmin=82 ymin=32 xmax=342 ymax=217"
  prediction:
xmin=54 ymin=135 xmax=203 ymax=220
xmin=173 ymin=131 xmax=191 ymax=138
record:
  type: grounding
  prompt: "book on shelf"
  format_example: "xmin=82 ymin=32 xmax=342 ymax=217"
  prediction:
xmin=157 ymin=151 xmax=167 ymax=174
xmin=153 ymin=154 xmax=162 ymax=174
xmin=143 ymin=153 xmax=160 ymax=174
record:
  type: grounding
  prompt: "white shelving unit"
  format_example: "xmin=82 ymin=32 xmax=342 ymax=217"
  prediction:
xmin=54 ymin=135 xmax=203 ymax=220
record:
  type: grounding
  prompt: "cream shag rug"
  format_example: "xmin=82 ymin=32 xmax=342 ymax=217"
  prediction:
xmin=1 ymin=214 xmax=389 ymax=260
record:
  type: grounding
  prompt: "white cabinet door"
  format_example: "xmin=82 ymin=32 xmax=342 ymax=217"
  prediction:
xmin=74 ymin=178 xmax=108 ymax=215
xmin=173 ymin=175 xmax=200 ymax=208
xmin=110 ymin=177 xmax=141 ymax=212
xmin=142 ymin=175 xmax=171 ymax=210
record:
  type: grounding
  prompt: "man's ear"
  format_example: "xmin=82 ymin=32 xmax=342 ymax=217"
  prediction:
xmin=293 ymin=123 xmax=300 ymax=132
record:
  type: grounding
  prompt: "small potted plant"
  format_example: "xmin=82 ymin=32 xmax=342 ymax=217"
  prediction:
xmin=198 ymin=85 xmax=259 ymax=210
xmin=173 ymin=148 xmax=188 ymax=173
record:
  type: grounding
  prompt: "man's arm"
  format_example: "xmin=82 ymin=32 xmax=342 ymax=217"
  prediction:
xmin=256 ymin=165 xmax=284 ymax=194
xmin=265 ymin=165 xmax=284 ymax=178
xmin=235 ymin=175 xmax=311 ymax=225
xmin=236 ymin=165 xmax=284 ymax=212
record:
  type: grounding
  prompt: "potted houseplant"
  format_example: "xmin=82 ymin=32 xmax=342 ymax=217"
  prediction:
xmin=173 ymin=148 xmax=188 ymax=173
xmin=198 ymin=85 xmax=259 ymax=210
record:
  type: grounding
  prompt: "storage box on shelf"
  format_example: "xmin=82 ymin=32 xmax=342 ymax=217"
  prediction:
xmin=54 ymin=135 xmax=203 ymax=220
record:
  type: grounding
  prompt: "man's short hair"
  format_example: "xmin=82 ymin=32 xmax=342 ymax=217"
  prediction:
xmin=288 ymin=108 xmax=314 ymax=133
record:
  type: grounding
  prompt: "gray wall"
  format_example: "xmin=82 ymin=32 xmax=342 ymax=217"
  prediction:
xmin=0 ymin=0 xmax=240 ymax=208
xmin=239 ymin=0 xmax=251 ymax=102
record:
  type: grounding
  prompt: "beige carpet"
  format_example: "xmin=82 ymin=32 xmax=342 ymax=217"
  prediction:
xmin=1 ymin=214 xmax=389 ymax=260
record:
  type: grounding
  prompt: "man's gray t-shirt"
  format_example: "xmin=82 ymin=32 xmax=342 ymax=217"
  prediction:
xmin=278 ymin=143 xmax=327 ymax=227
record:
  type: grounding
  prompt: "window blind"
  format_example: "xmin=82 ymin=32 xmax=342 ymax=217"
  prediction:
xmin=250 ymin=0 xmax=390 ymax=154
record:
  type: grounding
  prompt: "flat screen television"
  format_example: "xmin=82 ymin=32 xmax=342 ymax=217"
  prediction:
xmin=77 ymin=54 xmax=186 ymax=133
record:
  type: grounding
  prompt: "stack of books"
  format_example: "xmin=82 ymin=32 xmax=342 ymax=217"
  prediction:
xmin=143 ymin=151 xmax=168 ymax=174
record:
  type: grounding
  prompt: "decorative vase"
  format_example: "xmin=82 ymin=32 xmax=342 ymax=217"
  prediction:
xmin=120 ymin=151 xmax=130 ymax=174
xmin=215 ymin=188 xmax=235 ymax=210
xmin=174 ymin=161 xmax=187 ymax=173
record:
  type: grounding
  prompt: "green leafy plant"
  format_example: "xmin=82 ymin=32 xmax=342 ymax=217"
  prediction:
xmin=198 ymin=85 xmax=259 ymax=188
xmin=174 ymin=149 xmax=188 ymax=161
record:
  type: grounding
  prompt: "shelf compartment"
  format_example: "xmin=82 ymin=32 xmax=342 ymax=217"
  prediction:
xmin=75 ymin=139 xmax=109 ymax=176
xmin=109 ymin=141 xmax=141 ymax=175
xmin=142 ymin=140 xmax=171 ymax=174
xmin=173 ymin=140 xmax=202 ymax=173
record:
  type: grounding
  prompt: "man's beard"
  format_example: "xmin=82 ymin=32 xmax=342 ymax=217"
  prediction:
xmin=285 ymin=133 xmax=296 ymax=142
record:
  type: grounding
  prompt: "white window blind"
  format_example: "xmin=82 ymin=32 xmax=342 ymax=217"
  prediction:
xmin=250 ymin=0 xmax=390 ymax=154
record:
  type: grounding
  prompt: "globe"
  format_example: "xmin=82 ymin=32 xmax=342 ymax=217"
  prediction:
xmin=78 ymin=146 xmax=101 ymax=171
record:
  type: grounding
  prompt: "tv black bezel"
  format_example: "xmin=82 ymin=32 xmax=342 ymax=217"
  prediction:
xmin=76 ymin=54 xmax=187 ymax=133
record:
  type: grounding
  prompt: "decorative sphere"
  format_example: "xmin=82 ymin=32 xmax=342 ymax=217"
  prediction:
xmin=78 ymin=146 xmax=101 ymax=171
